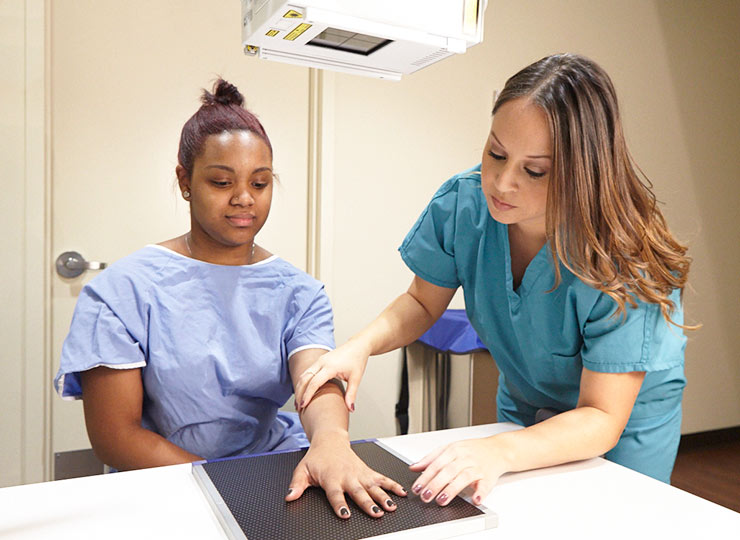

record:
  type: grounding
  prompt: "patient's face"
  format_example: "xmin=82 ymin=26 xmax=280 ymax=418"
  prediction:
xmin=187 ymin=130 xmax=274 ymax=250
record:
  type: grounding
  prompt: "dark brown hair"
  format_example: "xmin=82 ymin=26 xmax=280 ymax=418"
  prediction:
xmin=177 ymin=78 xmax=272 ymax=176
xmin=494 ymin=53 xmax=692 ymax=326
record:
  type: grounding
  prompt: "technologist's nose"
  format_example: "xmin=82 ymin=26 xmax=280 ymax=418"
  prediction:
xmin=494 ymin=166 xmax=518 ymax=193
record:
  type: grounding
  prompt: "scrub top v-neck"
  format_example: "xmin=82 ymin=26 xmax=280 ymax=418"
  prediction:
xmin=399 ymin=164 xmax=686 ymax=483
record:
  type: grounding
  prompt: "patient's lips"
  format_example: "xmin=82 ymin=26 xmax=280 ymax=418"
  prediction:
xmin=226 ymin=213 xmax=255 ymax=226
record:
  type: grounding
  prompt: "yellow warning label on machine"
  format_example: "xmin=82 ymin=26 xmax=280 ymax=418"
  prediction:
xmin=283 ymin=9 xmax=303 ymax=19
xmin=284 ymin=23 xmax=311 ymax=41
xmin=463 ymin=0 xmax=479 ymax=35
xmin=265 ymin=29 xmax=279 ymax=37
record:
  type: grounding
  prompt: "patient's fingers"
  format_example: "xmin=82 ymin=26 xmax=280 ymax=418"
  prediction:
xmin=324 ymin=486 xmax=353 ymax=519
xmin=285 ymin=464 xmax=311 ymax=502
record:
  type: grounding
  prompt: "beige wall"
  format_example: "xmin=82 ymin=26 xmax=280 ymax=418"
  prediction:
xmin=652 ymin=0 xmax=740 ymax=432
xmin=1 ymin=0 xmax=48 ymax=488
xmin=1 ymin=0 xmax=27 ymax=487
xmin=2 ymin=0 xmax=738 ymax=485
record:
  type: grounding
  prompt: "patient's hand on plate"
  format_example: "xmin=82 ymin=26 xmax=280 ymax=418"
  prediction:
xmin=285 ymin=432 xmax=407 ymax=519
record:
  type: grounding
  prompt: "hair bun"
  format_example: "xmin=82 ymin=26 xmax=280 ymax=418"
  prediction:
xmin=201 ymin=78 xmax=245 ymax=107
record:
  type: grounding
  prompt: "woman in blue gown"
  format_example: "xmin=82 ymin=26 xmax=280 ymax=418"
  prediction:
xmin=55 ymin=79 xmax=405 ymax=519
xmin=295 ymin=54 xmax=694 ymax=504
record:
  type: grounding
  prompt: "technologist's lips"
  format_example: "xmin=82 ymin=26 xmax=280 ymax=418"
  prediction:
xmin=490 ymin=195 xmax=517 ymax=211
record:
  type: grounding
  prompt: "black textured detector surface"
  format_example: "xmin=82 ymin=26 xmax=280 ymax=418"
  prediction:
xmin=201 ymin=441 xmax=484 ymax=540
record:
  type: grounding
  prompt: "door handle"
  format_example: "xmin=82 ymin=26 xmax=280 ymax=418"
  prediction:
xmin=55 ymin=251 xmax=108 ymax=278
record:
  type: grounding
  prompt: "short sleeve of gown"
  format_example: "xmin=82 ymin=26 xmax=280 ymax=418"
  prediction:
xmin=53 ymin=286 xmax=146 ymax=400
xmin=398 ymin=178 xmax=461 ymax=289
xmin=580 ymin=287 xmax=686 ymax=373
xmin=285 ymin=286 xmax=336 ymax=358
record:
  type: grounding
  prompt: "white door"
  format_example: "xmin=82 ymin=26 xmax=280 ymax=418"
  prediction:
xmin=50 ymin=0 xmax=312 ymax=464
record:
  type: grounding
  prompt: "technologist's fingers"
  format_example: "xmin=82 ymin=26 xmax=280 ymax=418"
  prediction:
xmin=408 ymin=445 xmax=446 ymax=473
xmin=409 ymin=446 xmax=461 ymax=500
xmin=294 ymin=364 xmax=329 ymax=408
xmin=413 ymin=458 xmax=469 ymax=503
xmin=343 ymin=371 xmax=363 ymax=412
xmin=470 ymin=477 xmax=495 ymax=506
xmin=297 ymin=370 xmax=334 ymax=411
xmin=293 ymin=364 xmax=320 ymax=403
xmin=293 ymin=370 xmax=311 ymax=408
xmin=428 ymin=467 xmax=480 ymax=506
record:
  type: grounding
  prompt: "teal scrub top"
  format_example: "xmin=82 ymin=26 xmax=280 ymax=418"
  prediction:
xmin=399 ymin=165 xmax=686 ymax=483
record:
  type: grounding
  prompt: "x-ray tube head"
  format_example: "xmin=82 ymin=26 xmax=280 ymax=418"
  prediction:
xmin=241 ymin=0 xmax=487 ymax=80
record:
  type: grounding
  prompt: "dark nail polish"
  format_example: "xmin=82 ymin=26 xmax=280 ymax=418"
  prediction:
xmin=372 ymin=505 xmax=381 ymax=514
xmin=385 ymin=499 xmax=395 ymax=507
xmin=401 ymin=487 xmax=408 ymax=494
xmin=422 ymin=490 xmax=433 ymax=501
xmin=474 ymin=495 xmax=481 ymax=505
xmin=340 ymin=507 xmax=349 ymax=516
xmin=286 ymin=488 xmax=293 ymax=495
xmin=412 ymin=484 xmax=422 ymax=494
xmin=437 ymin=493 xmax=448 ymax=504
xmin=350 ymin=403 xmax=355 ymax=412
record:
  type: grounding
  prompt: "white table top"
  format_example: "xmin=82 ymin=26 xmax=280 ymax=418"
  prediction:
xmin=1 ymin=423 xmax=738 ymax=539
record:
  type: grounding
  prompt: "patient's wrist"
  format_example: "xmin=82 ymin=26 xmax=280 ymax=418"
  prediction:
xmin=310 ymin=428 xmax=350 ymax=447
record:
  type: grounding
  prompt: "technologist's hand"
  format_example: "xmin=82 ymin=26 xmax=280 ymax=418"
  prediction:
xmin=285 ymin=433 xmax=407 ymax=519
xmin=409 ymin=437 xmax=507 ymax=507
xmin=294 ymin=340 xmax=370 ymax=413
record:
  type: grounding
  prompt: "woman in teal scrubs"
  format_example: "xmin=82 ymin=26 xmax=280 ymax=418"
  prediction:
xmin=296 ymin=53 xmax=693 ymax=504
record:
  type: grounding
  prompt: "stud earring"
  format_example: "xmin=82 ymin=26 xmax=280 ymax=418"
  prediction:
xmin=183 ymin=190 xmax=190 ymax=199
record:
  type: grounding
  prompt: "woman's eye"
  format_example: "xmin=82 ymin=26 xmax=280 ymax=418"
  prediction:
xmin=252 ymin=176 xmax=273 ymax=189
xmin=488 ymin=150 xmax=505 ymax=161
xmin=210 ymin=180 xmax=231 ymax=187
xmin=525 ymin=168 xmax=546 ymax=179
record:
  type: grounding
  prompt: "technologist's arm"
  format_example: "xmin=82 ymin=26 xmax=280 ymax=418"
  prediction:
xmin=81 ymin=367 xmax=201 ymax=470
xmin=409 ymin=368 xmax=645 ymax=505
xmin=294 ymin=276 xmax=457 ymax=411
xmin=286 ymin=348 xmax=407 ymax=519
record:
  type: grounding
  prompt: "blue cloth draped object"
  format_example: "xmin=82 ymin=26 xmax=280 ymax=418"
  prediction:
xmin=417 ymin=309 xmax=487 ymax=354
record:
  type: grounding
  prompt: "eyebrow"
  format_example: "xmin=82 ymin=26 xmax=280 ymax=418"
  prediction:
xmin=204 ymin=164 xmax=273 ymax=174
xmin=490 ymin=130 xmax=551 ymax=159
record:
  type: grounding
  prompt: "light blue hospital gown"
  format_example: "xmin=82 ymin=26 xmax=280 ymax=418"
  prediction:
xmin=400 ymin=165 xmax=686 ymax=483
xmin=54 ymin=246 xmax=335 ymax=460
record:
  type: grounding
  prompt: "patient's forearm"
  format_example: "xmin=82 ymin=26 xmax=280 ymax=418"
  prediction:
xmin=299 ymin=382 xmax=350 ymax=443
xmin=90 ymin=425 xmax=201 ymax=471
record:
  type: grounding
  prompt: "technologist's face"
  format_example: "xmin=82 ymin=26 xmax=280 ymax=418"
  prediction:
xmin=480 ymin=98 xmax=551 ymax=234
xmin=181 ymin=130 xmax=273 ymax=248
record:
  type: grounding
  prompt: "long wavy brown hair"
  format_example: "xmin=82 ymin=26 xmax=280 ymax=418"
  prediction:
xmin=494 ymin=53 xmax=692 ymax=327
